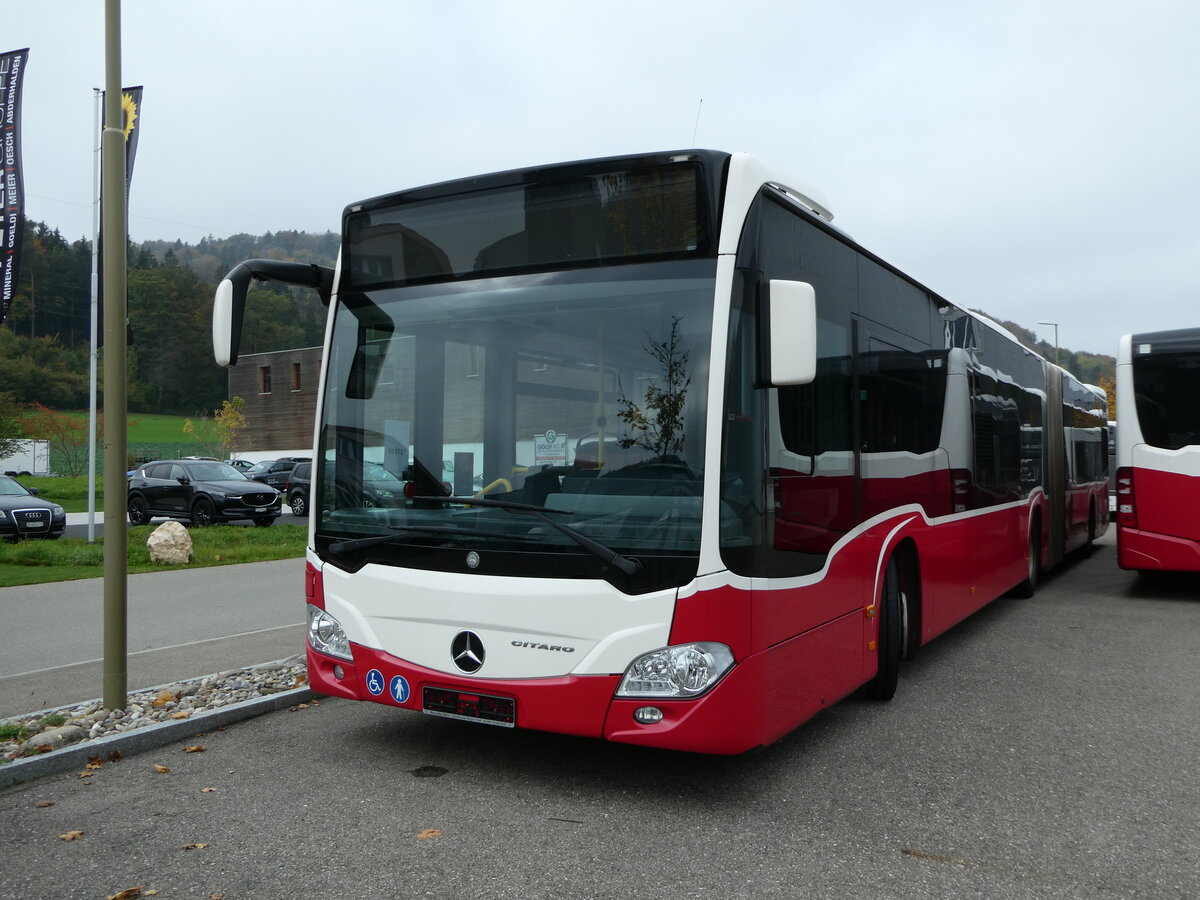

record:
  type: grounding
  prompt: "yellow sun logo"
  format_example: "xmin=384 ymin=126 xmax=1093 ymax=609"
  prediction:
xmin=121 ymin=92 xmax=138 ymax=141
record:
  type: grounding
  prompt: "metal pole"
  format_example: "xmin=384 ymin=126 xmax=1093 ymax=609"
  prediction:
xmin=87 ymin=89 xmax=101 ymax=543
xmin=101 ymin=0 xmax=128 ymax=710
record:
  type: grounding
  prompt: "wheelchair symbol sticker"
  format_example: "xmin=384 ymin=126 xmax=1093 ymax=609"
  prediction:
xmin=365 ymin=668 xmax=385 ymax=696
xmin=390 ymin=675 xmax=411 ymax=704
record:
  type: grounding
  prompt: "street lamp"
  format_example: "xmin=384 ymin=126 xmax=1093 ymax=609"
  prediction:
xmin=1038 ymin=321 xmax=1059 ymax=367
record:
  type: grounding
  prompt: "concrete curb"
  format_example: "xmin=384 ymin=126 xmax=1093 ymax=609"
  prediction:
xmin=0 ymin=686 xmax=315 ymax=790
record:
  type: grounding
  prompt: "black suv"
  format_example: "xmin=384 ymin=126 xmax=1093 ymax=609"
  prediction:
xmin=285 ymin=461 xmax=311 ymax=517
xmin=127 ymin=459 xmax=282 ymax=527
xmin=247 ymin=456 xmax=311 ymax=491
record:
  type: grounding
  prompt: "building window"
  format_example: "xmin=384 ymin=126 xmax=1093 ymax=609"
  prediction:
xmin=291 ymin=362 xmax=302 ymax=392
xmin=259 ymin=366 xmax=272 ymax=394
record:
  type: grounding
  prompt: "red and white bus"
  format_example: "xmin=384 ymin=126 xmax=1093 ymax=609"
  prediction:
xmin=1115 ymin=328 xmax=1200 ymax=571
xmin=213 ymin=151 xmax=1108 ymax=754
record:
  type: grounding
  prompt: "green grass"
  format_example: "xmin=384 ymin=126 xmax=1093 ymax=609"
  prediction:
xmin=32 ymin=410 xmax=203 ymax=445
xmin=0 ymin=524 xmax=308 ymax=587
xmin=127 ymin=412 xmax=208 ymax=444
xmin=18 ymin=475 xmax=97 ymax=512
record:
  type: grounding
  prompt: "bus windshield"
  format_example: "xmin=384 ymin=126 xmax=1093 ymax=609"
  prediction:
xmin=315 ymin=261 xmax=717 ymax=588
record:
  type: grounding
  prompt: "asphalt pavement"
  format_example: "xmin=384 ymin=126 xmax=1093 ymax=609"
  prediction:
xmin=0 ymin=549 xmax=306 ymax=719
xmin=1 ymin=531 xmax=1197 ymax=899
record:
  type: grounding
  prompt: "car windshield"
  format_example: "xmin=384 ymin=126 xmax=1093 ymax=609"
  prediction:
xmin=0 ymin=476 xmax=31 ymax=496
xmin=245 ymin=462 xmax=274 ymax=476
xmin=186 ymin=462 xmax=248 ymax=481
xmin=316 ymin=260 xmax=716 ymax=580
xmin=363 ymin=462 xmax=401 ymax=482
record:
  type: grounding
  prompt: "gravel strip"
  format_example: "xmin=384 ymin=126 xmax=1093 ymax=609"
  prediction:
xmin=1 ymin=656 xmax=309 ymax=761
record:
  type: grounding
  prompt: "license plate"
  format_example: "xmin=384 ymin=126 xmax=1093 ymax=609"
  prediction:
xmin=255 ymin=507 xmax=267 ymax=512
xmin=422 ymin=687 xmax=515 ymax=728
xmin=24 ymin=522 xmax=45 ymax=528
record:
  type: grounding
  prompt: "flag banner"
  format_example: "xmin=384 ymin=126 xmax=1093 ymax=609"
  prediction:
xmin=96 ymin=85 xmax=143 ymax=346
xmin=121 ymin=86 xmax=142 ymax=195
xmin=1 ymin=48 xmax=29 ymax=325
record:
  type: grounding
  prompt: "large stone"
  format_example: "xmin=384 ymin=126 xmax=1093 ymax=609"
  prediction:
xmin=147 ymin=520 xmax=193 ymax=564
xmin=20 ymin=725 xmax=88 ymax=753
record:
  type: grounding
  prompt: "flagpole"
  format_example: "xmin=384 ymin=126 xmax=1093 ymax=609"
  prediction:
xmin=87 ymin=88 xmax=101 ymax=543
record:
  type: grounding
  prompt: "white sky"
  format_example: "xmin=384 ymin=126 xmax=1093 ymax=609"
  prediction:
xmin=8 ymin=0 xmax=1200 ymax=355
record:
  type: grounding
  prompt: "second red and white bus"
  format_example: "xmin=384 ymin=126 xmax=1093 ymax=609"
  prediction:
xmin=1115 ymin=328 xmax=1200 ymax=571
xmin=213 ymin=150 xmax=1109 ymax=753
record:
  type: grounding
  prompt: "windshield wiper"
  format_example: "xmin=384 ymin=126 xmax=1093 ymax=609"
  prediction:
xmin=416 ymin=496 xmax=642 ymax=576
xmin=326 ymin=524 xmax=541 ymax=557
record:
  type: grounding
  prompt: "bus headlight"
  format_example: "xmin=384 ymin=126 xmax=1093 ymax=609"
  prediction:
xmin=307 ymin=603 xmax=353 ymax=661
xmin=615 ymin=642 xmax=734 ymax=698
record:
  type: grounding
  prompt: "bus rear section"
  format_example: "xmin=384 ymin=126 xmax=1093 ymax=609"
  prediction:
xmin=1115 ymin=329 xmax=1200 ymax=571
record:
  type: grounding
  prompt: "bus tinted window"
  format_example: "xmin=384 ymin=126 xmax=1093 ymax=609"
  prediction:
xmin=345 ymin=162 xmax=710 ymax=289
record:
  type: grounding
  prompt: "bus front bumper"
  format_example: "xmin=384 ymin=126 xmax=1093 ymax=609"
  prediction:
xmin=306 ymin=642 xmax=767 ymax=755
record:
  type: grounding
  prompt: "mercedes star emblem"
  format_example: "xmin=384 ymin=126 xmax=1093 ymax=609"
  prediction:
xmin=451 ymin=630 xmax=485 ymax=673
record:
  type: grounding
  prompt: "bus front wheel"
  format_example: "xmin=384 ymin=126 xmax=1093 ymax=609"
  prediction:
xmin=864 ymin=558 xmax=902 ymax=701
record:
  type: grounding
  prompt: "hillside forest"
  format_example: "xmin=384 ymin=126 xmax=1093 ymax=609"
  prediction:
xmin=0 ymin=215 xmax=1117 ymax=424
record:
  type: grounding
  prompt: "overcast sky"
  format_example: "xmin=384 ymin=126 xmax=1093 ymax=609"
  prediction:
xmin=8 ymin=1 xmax=1199 ymax=356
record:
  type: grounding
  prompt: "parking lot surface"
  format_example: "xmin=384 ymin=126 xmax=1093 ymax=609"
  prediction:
xmin=2 ymin=533 xmax=1197 ymax=899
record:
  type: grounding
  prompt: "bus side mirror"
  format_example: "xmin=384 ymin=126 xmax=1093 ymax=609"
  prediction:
xmin=212 ymin=276 xmax=244 ymax=368
xmin=765 ymin=279 xmax=817 ymax=386
xmin=212 ymin=259 xmax=335 ymax=367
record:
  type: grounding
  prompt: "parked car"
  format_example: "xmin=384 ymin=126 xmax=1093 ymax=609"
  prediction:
xmin=0 ymin=474 xmax=67 ymax=541
xmin=285 ymin=461 xmax=311 ymax=517
xmin=360 ymin=462 xmax=404 ymax=506
xmin=225 ymin=458 xmax=255 ymax=472
xmin=246 ymin=456 xmax=311 ymax=491
xmin=127 ymin=459 xmax=281 ymax=527
xmin=289 ymin=461 xmax=403 ymax=514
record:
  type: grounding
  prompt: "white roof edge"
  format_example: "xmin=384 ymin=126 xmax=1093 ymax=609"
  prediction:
xmin=719 ymin=153 xmax=835 ymax=255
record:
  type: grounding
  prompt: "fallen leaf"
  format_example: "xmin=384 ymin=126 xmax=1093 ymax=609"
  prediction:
xmin=201 ymin=787 xmax=217 ymax=793
xmin=59 ymin=830 xmax=85 ymax=841
xmin=77 ymin=772 xmax=94 ymax=779
xmin=152 ymin=764 xmax=170 ymax=774
xmin=181 ymin=843 xmax=208 ymax=851
xmin=108 ymin=750 xmax=124 ymax=762
xmin=35 ymin=801 xmax=54 ymax=808
xmin=416 ymin=828 xmax=443 ymax=840
xmin=106 ymin=888 xmax=143 ymax=900
xmin=86 ymin=756 xmax=104 ymax=770
xmin=183 ymin=745 xmax=205 ymax=753
xmin=211 ymin=894 xmax=226 ymax=900
xmin=170 ymin=710 xmax=193 ymax=720
xmin=151 ymin=689 xmax=175 ymax=708
xmin=145 ymin=891 xmax=159 ymax=897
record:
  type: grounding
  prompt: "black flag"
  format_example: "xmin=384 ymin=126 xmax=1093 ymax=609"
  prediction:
xmin=1 ymin=48 xmax=29 ymax=325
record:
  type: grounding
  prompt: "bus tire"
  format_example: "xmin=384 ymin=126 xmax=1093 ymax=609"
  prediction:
xmin=864 ymin=558 xmax=902 ymax=701
xmin=1012 ymin=522 xmax=1040 ymax=598
xmin=1083 ymin=504 xmax=1097 ymax=556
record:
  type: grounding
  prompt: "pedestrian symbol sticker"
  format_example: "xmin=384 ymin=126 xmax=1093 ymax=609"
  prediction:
xmin=390 ymin=675 xmax=411 ymax=704
xmin=366 ymin=668 xmax=385 ymax=696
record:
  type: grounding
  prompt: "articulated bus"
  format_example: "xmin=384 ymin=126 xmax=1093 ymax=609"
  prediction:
xmin=1115 ymin=328 xmax=1200 ymax=571
xmin=213 ymin=151 xmax=1109 ymax=754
